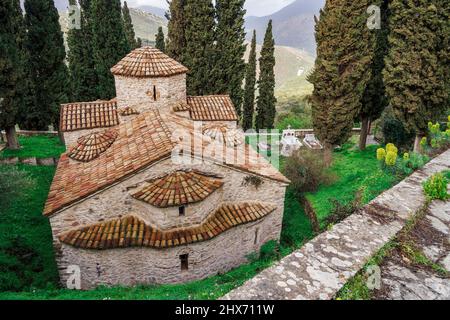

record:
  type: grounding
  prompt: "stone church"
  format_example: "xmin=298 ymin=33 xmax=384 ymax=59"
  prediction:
xmin=44 ymin=47 xmax=289 ymax=290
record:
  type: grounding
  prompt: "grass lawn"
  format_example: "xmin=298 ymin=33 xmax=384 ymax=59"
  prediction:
xmin=0 ymin=135 xmax=66 ymax=159
xmin=305 ymin=143 xmax=399 ymax=225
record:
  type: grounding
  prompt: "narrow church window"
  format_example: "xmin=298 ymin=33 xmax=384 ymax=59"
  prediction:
xmin=180 ymin=254 xmax=189 ymax=271
xmin=179 ymin=206 xmax=186 ymax=216
xmin=153 ymin=86 xmax=157 ymax=101
xmin=254 ymin=228 xmax=260 ymax=245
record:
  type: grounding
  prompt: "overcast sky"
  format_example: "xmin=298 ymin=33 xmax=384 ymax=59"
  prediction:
xmin=125 ymin=0 xmax=296 ymax=17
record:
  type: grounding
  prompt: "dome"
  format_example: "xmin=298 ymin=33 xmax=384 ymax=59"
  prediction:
xmin=111 ymin=46 xmax=189 ymax=78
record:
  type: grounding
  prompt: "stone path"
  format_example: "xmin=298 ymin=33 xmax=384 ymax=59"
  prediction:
xmin=374 ymin=197 xmax=450 ymax=300
xmin=222 ymin=149 xmax=450 ymax=300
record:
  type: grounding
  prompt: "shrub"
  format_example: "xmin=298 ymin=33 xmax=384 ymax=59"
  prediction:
xmin=376 ymin=148 xmax=386 ymax=161
xmin=379 ymin=107 xmax=415 ymax=150
xmin=0 ymin=166 xmax=34 ymax=211
xmin=423 ymin=173 xmax=449 ymax=201
xmin=386 ymin=143 xmax=398 ymax=154
xmin=385 ymin=151 xmax=398 ymax=166
xmin=397 ymin=152 xmax=430 ymax=176
xmin=284 ymin=149 xmax=336 ymax=194
xmin=324 ymin=191 xmax=363 ymax=228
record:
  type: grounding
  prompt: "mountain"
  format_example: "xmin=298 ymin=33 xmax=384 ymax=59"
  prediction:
xmin=137 ymin=5 xmax=167 ymax=18
xmin=59 ymin=7 xmax=167 ymax=44
xmin=244 ymin=44 xmax=314 ymax=98
xmin=245 ymin=0 xmax=325 ymax=55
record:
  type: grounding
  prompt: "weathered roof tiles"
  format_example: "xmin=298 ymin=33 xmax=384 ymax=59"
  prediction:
xmin=68 ymin=129 xmax=119 ymax=162
xmin=58 ymin=202 xmax=277 ymax=250
xmin=111 ymin=46 xmax=189 ymax=78
xmin=132 ymin=170 xmax=224 ymax=208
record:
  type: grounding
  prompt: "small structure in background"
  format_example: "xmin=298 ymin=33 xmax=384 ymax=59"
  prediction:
xmin=280 ymin=126 xmax=302 ymax=157
xmin=303 ymin=134 xmax=324 ymax=150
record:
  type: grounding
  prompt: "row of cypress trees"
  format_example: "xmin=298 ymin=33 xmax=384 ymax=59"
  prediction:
xmin=166 ymin=0 xmax=277 ymax=130
xmin=1 ymin=0 xmax=140 ymax=149
xmin=309 ymin=0 xmax=449 ymax=165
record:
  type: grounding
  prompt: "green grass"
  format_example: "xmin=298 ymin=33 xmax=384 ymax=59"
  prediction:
xmin=0 ymin=165 xmax=59 ymax=292
xmin=0 ymin=135 xmax=65 ymax=159
xmin=0 ymin=166 xmax=314 ymax=300
xmin=305 ymin=144 xmax=399 ymax=224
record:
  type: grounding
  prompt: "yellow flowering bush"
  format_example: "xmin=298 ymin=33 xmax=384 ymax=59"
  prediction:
xmin=386 ymin=143 xmax=398 ymax=154
xmin=385 ymin=151 xmax=397 ymax=166
xmin=377 ymin=148 xmax=386 ymax=161
xmin=403 ymin=153 xmax=410 ymax=161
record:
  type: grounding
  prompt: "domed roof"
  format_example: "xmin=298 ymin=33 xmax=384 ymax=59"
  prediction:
xmin=203 ymin=126 xmax=244 ymax=147
xmin=68 ymin=129 xmax=119 ymax=162
xmin=111 ymin=46 xmax=189 ymax=78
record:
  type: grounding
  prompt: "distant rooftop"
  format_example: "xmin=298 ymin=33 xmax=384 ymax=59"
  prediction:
xmin=111 ymin=46 xmax=189 ymax=78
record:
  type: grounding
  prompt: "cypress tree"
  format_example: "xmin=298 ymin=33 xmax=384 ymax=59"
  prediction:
xmin=23 ymin=0 xmax=70 ymax=130
xmin=67 ymin=0 xmax=98 ymax=102
xmin=122 ymin=1 xmax=138 ymax=49
xmin=155 ymin=27 xmax=166 ymax=52
xmin=214 ymin=0 xmax=246 ymax=116
xmin=358 ymin=0 xmax=390 ymax=150
xmin=166 ymin=0 xmax=186 ymax=63
xmin=307 ymin=1 xmax=376 ymax=166
xmin=0 ymin=0 xmax=24 ymax=149
xmin=183 ymin=0 xmax=217 ymax=96
xmin=384 ymin=0 xmax=448 ymax=152
xmin=242 ymin=30 xmax=257 ymax=132
xmin=91 ymin=0 xmax=130 ymax=100
xmin=255 ymin=20 xmax=276 ymax=131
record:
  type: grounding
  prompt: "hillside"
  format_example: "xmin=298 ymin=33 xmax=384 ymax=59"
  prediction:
xmin=58 ymin=7 xmax=167 ymax=44
xmin=244 ymin=44 xmax=314 ymax=97
xmin=245 ymin=0 xmax=325 ymax=55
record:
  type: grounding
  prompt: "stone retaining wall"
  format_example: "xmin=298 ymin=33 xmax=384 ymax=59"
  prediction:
xmin=222 ymin=149 xmax=450 ymax=300
xmin=0 ymin=157 xmax=58 ymax=166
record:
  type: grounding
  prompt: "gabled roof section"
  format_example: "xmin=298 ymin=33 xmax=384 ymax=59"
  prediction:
xmin=58 ymin=202 xmax=277 ymax=250
xmin=186 ymin=95 xmax=238 ymax=121
xmin=68 ymin=129 xmax=119 ymax=162
xmin=131 ymin=170 xmax=223 ymax=208
xmin=111 ymin=46 xmax=189 ymax=78
xmin=44 ymin=109 xmax=174 ymax=216
xmin=60 ymin=100 xmax=120 ymax=132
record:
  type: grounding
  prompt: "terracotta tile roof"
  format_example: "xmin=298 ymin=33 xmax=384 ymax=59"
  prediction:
xmin=44 ymin=109 xmax=174 ymax=216
xmin=203 ymin=125 xmax=244 ymax=147
xmin=118 ymin=107 xmax=140 ymax=116
xmin=186 ymin=95 xmax=238 ymax=121
xmin=111 ymin=46 xmax=189 ymax=78
xmin=132 ymin=170 xmax=223 ymax=208
xmin=68 ymin=129 xmax=119 ymax=162
xmin=172 ymin=101 xmax=190 ymax=112
xmin=58 ymin=202 xmax=277 ymax=250
xmin=60 ymin=101 xmax=120 ymax=132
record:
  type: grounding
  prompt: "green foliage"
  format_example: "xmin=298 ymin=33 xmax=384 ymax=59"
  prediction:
xmin=214 ymin=0 xmax=246 ymax=116
xmin=67 ymin=0 xmax=99 ymax=102
xmin=155 ymin=27 xmax=165 ymax=52
xmin=306 ymin=145 xmax=398 ymax=224
xmin=275 ymin=99 xmax=312 ymax=130
xmin=423 ymin=173 xmax=449 ymax=201
xmin=384 ymin=0 xmax=448 ymax=135
xmin=284 ymin=149 xmax=336 ymax=195
xmin=22 ymin=0 xmax=70 ymax=130
xmin=0 ymin=165 xmax=34 ymax=210
xmin=166 ymin=0 xmax=186 ymax=63
xmin=325 ymin=191 xmax=363 ymax=228
xmin=255 ymin=20 xmax=276 ymax=131
xmin=242 ymin=30 xmax=257 ymax=131
xmin=0 ymin=135 xmax=66 ymax=159
xmin=122 ymin=1 xmax=138 ymax=49
xmin=0 ymin=165 xmax=58 ymax=292
xmin=183 ymin=0 xmax=217 ymax=96
xmin=0 ymin=0 xmax=26 ymax=134
xmin=91 ymin=0 xmax=130 ymax=100
xmin=378 ymin=106 xmax=415 ymax=150
xmin=308 ymin=0 xmax=377 ymax=148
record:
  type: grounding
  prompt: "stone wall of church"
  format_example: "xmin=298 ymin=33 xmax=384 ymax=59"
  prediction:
xmin=57 ymin=211 xmax=280 ymax=290
xmin=114 ymin=74 xmax=187 ymax=114
xmin=49 ymin=158 xmax=287 ymax=289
